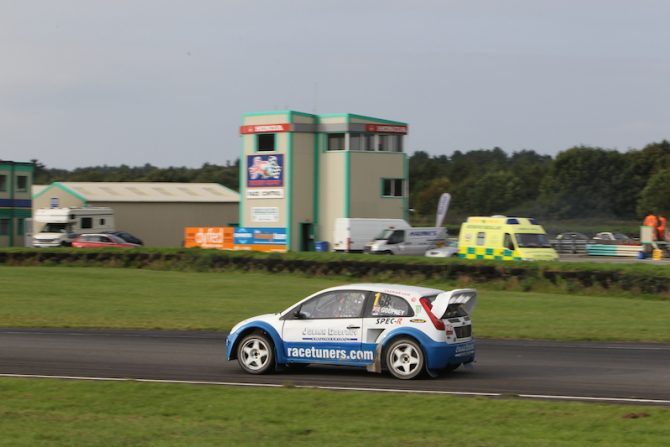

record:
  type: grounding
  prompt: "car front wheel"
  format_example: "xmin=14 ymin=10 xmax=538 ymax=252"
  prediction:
xmin=237 ymin=332 xmax=274 ymax=374
xmin=385 ymin=338 xmax=424 ymax=379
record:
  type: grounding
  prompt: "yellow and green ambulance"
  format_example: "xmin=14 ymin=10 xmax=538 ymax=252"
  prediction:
xmin=458 ymin=216 xmax=558 ymax=261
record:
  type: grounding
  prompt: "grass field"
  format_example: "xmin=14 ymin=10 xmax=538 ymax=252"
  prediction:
xmin=1 ymin=378 xmax=668 ymax=447
xmin=2 ymin=265 xmax=670 ymax=445
xmin=1 ymin=266 xmax=670 ymax=341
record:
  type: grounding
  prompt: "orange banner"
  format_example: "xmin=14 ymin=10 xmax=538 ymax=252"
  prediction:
xmin=184 ymin=227 xmax=288 ymax=252
xmin=184 ymin=227 xmax=233 ymax=249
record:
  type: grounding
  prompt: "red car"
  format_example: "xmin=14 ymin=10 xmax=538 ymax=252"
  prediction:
xmin=71 ymin=233 xmax=139 ymax=248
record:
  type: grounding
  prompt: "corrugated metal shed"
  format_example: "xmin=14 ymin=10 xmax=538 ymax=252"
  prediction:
xmin=36 ymin=182 xmax=239 ymax=203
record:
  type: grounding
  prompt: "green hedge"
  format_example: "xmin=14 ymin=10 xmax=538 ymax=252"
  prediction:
xmin=2 ymin=248 xmax=670 ymax=298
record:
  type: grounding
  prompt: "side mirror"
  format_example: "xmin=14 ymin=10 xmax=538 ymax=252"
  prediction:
xmin=293 ymin=309 xmax=305 ymax=319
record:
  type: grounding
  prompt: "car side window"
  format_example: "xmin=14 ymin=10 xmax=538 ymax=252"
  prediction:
xmin=368 ymin=292 xmax=413 ymax=317
xmin=299 ymin=291 xmax=367 ymax=319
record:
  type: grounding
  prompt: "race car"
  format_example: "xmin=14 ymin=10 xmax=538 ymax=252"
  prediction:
xmin=226 ymin=283 xmax=476 ymax=379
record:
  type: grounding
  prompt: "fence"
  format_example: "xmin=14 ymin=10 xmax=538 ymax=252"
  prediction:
xmin=551 ymin=239 xmax=588 ymax=254
xmin=586 ymin=244 xmax=643 ymax=257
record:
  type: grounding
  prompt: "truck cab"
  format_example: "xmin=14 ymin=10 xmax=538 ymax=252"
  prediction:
xmin=365 ymin=227 xmax=447 ymax=255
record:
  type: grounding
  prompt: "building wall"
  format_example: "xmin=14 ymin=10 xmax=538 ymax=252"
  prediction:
xmin=290 ymin=132 xmax=316 ymax=249
xmin=32 ymin=185 xmax=239 ymax=247
xmin=318 ymin=151 xmax=347 ymax=248
xmin=240 ymin=111 xmax=321 ymax=251
xmin=244 ymin=113 xmax=290 ymax=125
xmin=239 ymin=110 xmax=408 ymax=251
xmin=349 ymin=152 xmax=405 ymax=219
xmin=241 ymin=128 xmax=289 ymax=229
xmin=91 ymin=201 xmax=239 ymax=247
xmin=0 ymin=162 xmax=34 ymax=247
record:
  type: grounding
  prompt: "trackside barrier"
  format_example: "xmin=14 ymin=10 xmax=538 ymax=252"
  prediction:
xmin=586 ymin=244 xmax=642 ymax=257
xmin=551 ymin=240 xmax=587 ymax=254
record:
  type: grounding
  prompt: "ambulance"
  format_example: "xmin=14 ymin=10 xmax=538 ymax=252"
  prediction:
xmin=458 ymin=216 xmax=558 ymax=261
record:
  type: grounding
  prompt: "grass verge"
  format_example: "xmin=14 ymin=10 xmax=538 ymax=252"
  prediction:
xmin=1 ymin=266 xmax=670 ymax=342
xmin=0 ymin=378 xmax=668 ymax=447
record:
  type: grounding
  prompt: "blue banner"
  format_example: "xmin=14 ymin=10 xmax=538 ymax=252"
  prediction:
xmin=234 ymin=227 xmax=287 ymax=246
xmin=247 ymin=154 xmax=284 ymax=188
xmin=0 ymin=199 xmax=31 ymax=208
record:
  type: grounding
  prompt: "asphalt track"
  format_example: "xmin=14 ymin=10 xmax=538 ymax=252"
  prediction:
xmin=1 ymin=328 xmax=669 ymax=406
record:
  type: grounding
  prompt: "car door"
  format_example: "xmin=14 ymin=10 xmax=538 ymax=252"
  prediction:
xmin=281 ymin=290 xmax=369 ymax=366
xmin=389 ymin=230 xmax=406 ymax=254
xmin=362 ymin=291 xmax=415 ymax=341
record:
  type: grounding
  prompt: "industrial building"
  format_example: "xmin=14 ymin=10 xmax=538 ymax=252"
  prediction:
xmin=239 ymin=110 xmax=408 ymax=251
xmin=32 ymin=182 xmax=239 ymax=247
xmin=0 ymin=160 xmax=33 ymax=247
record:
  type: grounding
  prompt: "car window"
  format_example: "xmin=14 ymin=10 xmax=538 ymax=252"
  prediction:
xmin=299 ymin=290 xmax=367 ymax=319
xmin=369 ymin=292 xmax=412 ymax=317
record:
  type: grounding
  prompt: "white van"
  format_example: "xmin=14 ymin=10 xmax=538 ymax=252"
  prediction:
xmin=365 ymin=226 xmax=447 ymax=255
xmin=332 ymin=218 xmax=410 ymax=252
xmin=32 ymin=207 xmax=115 ymax=247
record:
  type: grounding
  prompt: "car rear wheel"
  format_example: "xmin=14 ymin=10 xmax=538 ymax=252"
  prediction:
xmin=385 ymin=338 xmax=424 ymax=379
xmin=237 ymin=332 xmax=274 ymax=374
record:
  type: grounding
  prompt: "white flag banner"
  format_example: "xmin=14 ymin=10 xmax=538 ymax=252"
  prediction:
xmin=435 ymin=193 xmax=451 ymax=227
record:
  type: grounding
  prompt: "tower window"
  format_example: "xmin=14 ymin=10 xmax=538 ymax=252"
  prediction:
xmin=378 ymin=135 xmax=403 ymax=152
xmin=257 ymin=133 xmax=276 ymax=151
xmin=16 ymin=175 xmax=28 ymax=192
xmin=349 ymin=133 xmax=374 ymax=151
xmin=382 ymin=179 xmax=405 ymax=197
xmin=327 ymin=133 xmax=345 ymax=151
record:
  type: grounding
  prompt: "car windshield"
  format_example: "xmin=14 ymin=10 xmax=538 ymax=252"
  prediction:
xmin=41 ymin=223 xmax=67 ymax=233
xmin=515 ymin=233 xmax=551 ymax=248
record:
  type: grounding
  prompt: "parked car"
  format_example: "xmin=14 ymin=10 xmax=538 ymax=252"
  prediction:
xmin=554 ymin=232 xmax=590 ymax=241
xmin=103 ymin=230 xmax=144 ymax=246
xmin=226 ymin=283 xmax=476 ymax=379
xmin=425 ymin=239 xmax=459 ymax=257
xmin=71 ymin=233 xmax=140 ymax=248
xmin=551 ymin=232 xmax=590 ymax=254
xmin=591 ymin=232 xmax=637 ymax=244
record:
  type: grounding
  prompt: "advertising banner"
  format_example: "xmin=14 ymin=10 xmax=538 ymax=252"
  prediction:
xmin=183 ymin=227 xmax=233 ymax=249
xmin=234 ymin=227 xmax=287 ymax=246
xmin=239 ymin=123 xmax=291 ymax=134
xmin=365 ymin=124 xmax=408 ymax=134
xmin=184 ymin=227 xmax=288 ymax=252
xmin=247 ymin=154 xmax=284 ymax=188
xmin=435 ymin=192 xmax=451 ymax=228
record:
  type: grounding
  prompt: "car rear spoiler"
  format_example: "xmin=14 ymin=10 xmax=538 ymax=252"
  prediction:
xmin=430 ymin=288 xmax=477 ymax=319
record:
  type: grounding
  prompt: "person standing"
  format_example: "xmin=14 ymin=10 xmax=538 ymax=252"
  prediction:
xmin=643 ymin=211 xmax=658 ymax=241
xmin=657 ymin=214 xmax=667 ymax=241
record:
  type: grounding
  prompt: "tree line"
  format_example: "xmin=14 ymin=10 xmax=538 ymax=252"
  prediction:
xmin=33 ymin=139 xmax=670 ymax=220
xmin=410 ymin=140 xmax=670 ymax=219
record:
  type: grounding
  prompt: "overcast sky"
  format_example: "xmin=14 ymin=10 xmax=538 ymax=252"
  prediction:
xmin=2 ymin=0 xmax=669 ymax=169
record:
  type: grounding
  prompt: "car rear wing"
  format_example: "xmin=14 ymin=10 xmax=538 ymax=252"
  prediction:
xmin=430 ymin=289 xmax=477 ymax=318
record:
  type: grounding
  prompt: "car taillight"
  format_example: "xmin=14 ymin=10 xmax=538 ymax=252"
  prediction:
xmin=347 ymin=237 xmax=352 ymax=252
xmin=419 ymin=297 xmax=445 ymax=330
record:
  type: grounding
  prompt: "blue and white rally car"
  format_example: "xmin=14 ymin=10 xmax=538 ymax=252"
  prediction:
xmin=226 ymin=283 xmax=476 ymax=379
